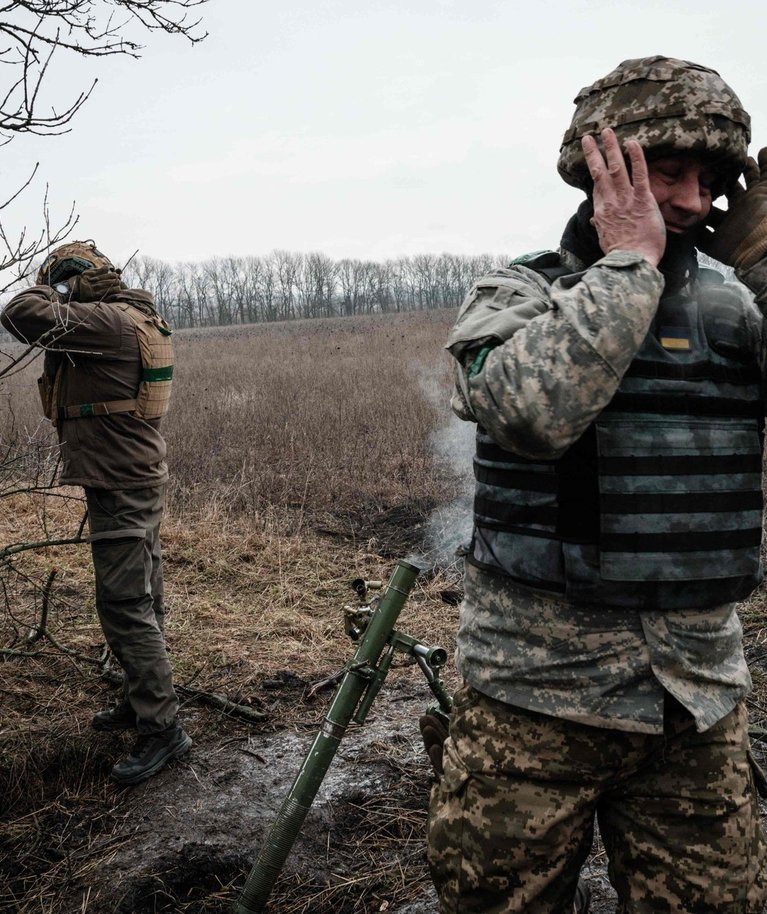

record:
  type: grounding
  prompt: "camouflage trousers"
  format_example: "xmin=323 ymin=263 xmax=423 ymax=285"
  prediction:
xmin=427 ymin=683 xmax=767 ymax=914
xmin=86 ymin=485 xmax=179 ymax=734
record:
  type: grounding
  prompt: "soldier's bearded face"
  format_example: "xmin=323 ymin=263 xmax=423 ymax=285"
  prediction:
xmin=646 ymin=155 xmax=716 ymax=235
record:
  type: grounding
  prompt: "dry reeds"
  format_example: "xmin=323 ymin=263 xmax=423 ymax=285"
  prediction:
xmin=164 ymin=310 xmax=458 ymax=533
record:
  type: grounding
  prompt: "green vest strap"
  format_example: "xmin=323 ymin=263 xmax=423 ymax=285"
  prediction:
xmin=141 ymin=365 xmax=173 ymax=382
xmin=57 ymin=399 xmax=137 ymax=420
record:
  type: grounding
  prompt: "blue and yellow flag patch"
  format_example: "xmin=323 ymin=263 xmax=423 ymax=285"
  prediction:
xmin=659 ymin=326 xmax=691 ymax=351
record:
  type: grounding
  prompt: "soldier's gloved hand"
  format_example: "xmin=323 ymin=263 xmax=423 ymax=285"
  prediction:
xmin=67 ymin=266 xmax=126 ymax=302
xmin=419 ymin=712 xmax=450 ymax=777
xmin=698 ymin=148 xmax=767 ymax=269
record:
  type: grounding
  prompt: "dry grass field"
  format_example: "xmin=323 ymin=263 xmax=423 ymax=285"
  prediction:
xmin=164 ymin=311 xmax=462 ymax=531
xmin=2 ymin=307 xmax=767 ymax=914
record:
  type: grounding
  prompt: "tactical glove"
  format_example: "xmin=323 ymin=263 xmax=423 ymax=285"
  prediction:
xmin=698 ymin=147 xmax=767 ymax=270
xmin=419 ymin=712 xmax=450 ymax=777
xmin=67 ymin=266 xmax=126 ymax=303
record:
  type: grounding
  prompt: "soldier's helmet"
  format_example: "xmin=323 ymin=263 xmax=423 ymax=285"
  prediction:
xmin=557 ymin=56 xmax=751 ymax=195
xmin=36 ymin=240 xmax=114 ymax=286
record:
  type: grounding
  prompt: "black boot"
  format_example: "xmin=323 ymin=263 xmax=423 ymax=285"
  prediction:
xmin=92 ymin=701 xmax=136 ymax=732
xmin=111 ymin=725 xmax=192 ymax=785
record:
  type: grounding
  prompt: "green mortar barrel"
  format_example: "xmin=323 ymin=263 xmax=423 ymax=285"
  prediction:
xmin=233 ymin=559 xmax=420 ymax=914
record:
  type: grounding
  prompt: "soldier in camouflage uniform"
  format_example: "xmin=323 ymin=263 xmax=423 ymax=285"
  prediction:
xmin=1 ymin=242 xmax=191 ymax=785
xmin=426 ymin=57 xmax=767 ymax=913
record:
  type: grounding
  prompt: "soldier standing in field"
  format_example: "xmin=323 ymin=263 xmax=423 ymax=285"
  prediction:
xmin=1 ymin=241 xmax=191 ymax=785
xmin=426 ymin=57 xmax=767 ymax=912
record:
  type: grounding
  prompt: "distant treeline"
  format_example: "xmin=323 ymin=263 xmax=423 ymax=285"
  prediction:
xmin=119 ymin=251 xmax=508 ymax=329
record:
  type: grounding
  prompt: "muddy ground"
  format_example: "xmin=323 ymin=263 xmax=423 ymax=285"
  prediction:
xmin=31 ymin=675 xmax=625 ymax=914
xmin=4 ymin=500 xmax=767 ymax=913
xmin=7 ymin=649 xmax=767 ymax=913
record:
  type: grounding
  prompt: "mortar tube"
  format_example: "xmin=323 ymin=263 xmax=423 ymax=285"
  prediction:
xmin=233 ymin=560 xmax=420 ymax=914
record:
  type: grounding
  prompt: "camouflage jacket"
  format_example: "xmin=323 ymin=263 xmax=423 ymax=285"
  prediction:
xmin=450 ymin=247 xmax=767 ymax=734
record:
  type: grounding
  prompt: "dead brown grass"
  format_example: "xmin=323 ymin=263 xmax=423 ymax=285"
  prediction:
xmin=1 ymin=498 xmax=461 ymax=914
xmin=153 ymin=310 xmax=456 ymax=529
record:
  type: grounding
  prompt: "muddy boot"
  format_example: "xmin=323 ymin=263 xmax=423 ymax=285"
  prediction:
xmin=111 ymin=725 xmax=192 ymax=785
xmin=574 ymin=877 xmax=591 ymax=914
xmin=92 ymin=701 xmax=136 ymax=732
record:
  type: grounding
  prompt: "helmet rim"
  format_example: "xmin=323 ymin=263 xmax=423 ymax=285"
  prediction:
xmin=557 ymin=56 xmax=751 ymax=194
xmin=36 ymin=240 xmax=113 ymax=286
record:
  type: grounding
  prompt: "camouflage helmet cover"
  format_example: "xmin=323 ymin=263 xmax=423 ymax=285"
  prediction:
xmin=36 ymin=240 xmax=113 ymax=286
xmin=557 ymin=56 xmax=751 ymax=193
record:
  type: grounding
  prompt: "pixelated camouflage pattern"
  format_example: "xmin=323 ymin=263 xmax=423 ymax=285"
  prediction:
xmin=36 ymin=240 xmax=113 ymax=286
xmin=447 ymin=250 xmax=664 ymax=459
xmin=470 ymin=276 xmax=766 ymax=602
xmin=448 ymin=251 xmax=758 ymax=733
xmin=558 ymin=56 xmax=751 ymax=193
xmin=457 ymin=560 xmax=751 ymax=734
xmin=427 ymin=683 xmax=767 ymax=913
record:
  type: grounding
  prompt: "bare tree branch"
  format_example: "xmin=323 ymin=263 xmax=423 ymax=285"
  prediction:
xmin=0 ymin=1 xmax=206 ymax=138
xmin=1 ymin=534 xmax=88 ymax=560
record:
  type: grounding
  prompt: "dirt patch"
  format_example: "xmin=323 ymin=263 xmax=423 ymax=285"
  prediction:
xmin=21 ymin=683 xmax=437 ymax=914
xmin=0 ymin=679 xmax=630 ymax=914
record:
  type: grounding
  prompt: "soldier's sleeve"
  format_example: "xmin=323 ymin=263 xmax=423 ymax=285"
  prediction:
xmin=447 ymin=251 xmax=664 ymax=459
xmin=1 ymin=286 xmax=122 ymax=353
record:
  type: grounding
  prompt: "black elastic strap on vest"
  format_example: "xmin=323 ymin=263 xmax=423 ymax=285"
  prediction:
xmin=475 ymin=464 xmax=557 ymax=493
xmin=607 ymin=392 xmax=762 ymax=418
xmin=602 ymin=527 xmax=762 ymax=553
xmin=599 ymin=453 xmax=763 ymax=476
xmin=474 ymin=497 xmax=558 ymax=528
xmin=625 ymin=358 xmax=761 ymax=384
xmin=476 ymin=437 xmax=555 ymax=466
xmin=601 ymin=490 xmax=762 ymax=514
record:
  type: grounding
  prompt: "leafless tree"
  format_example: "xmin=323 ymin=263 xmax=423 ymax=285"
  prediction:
xmin=0 ymin=0 xmax=207 ymax=290
xmin=0 ymin=0 xmax=206 ymax=140
xmin=272 ymin=249 xmax=300 ymax=321
xmin=104 ymin=248 xmax=512 ymax=328
xmin=296 ymin=251 xmax=336 ymax=319
xmin=252 ymin=254 xmax=277 ymax=322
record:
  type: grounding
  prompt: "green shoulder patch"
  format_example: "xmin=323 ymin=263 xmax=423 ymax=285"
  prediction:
xmin=468 ymin=345 xmax=494 ymax=378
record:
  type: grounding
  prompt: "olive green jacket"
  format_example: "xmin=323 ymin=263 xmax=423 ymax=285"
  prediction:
xmin=2 ymin=285 xmax=169 ymax=490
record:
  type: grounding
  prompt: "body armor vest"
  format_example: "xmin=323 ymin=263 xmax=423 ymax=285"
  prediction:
xmin=38 ymin=303 xmax=173 ymax=426
xmin=470 ymin=257 xmax=765 ymax=610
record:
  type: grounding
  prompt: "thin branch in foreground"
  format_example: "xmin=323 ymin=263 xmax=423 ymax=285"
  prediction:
xmin=1 ymin=534 xmax=88 ymax=560
xmin=26 ymin=566 xmax=56 ymax=643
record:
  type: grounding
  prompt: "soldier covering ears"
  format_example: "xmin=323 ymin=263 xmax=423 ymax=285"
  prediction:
xmin=2 ymin=241 xmax=191 ymax=785
xmin=427 ymin=57 xmax=767 ymax=914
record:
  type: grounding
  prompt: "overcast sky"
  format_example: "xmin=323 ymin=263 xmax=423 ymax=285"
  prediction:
xmin=4 ymin=0 xmax=767 ymax=268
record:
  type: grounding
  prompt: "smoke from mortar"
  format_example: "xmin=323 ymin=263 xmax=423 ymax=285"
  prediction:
xmin=408 ymin=365 xmax=475 ymax=571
